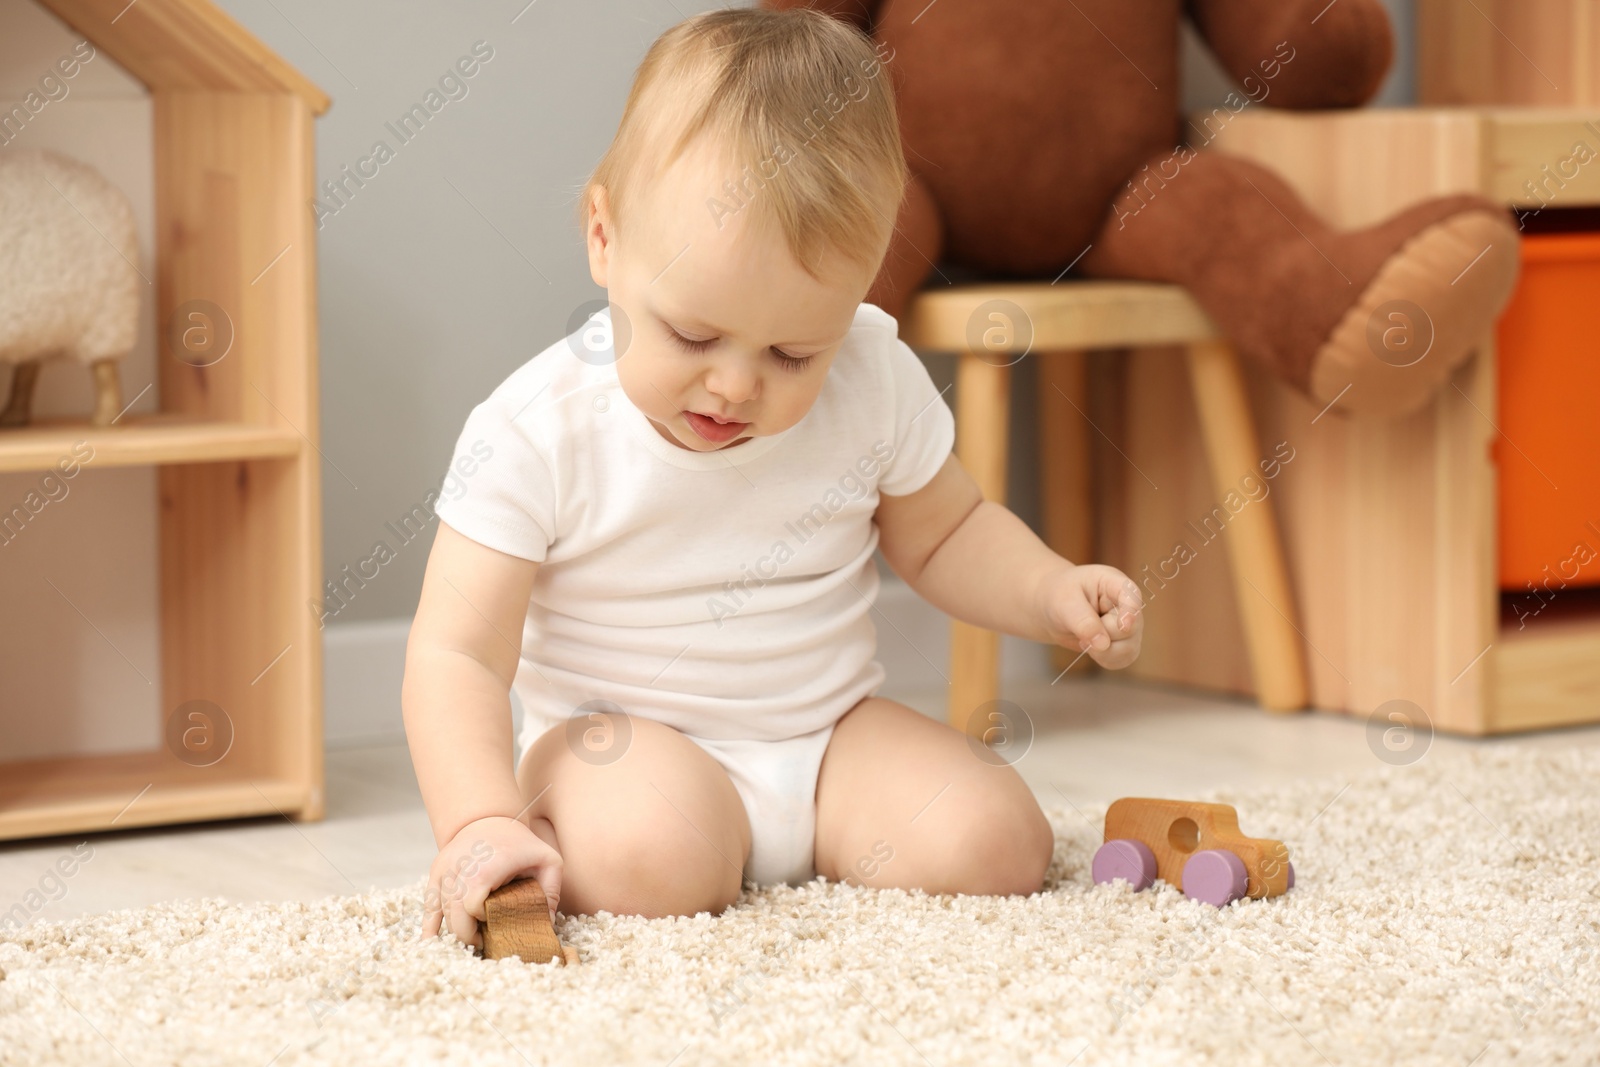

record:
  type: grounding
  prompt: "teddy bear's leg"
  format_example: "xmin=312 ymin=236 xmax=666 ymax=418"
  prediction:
xmin=0 ymin=360 xmax=42 ymax=428
xmin=1079 ymin=148 xmax=1520 ymax=418
xmin=864 ymin=171 xmax=945 ymax=323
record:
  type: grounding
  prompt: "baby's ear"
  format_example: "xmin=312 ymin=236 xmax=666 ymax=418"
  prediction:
xmin=760 ymin=0 xmax=882 ymax=35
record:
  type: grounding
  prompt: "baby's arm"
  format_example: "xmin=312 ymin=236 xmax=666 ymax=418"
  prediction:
xmin=403 ymin=520 xmax=561 ymax=946
xmin=876 ymin=453 xmax=1143 ymax=668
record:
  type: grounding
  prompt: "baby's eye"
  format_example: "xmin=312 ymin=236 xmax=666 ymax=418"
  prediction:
xmin=666 ymin=323 xmax=815 ymax=373
xmin=773 ymin=350 xmax=815 ymax=374
xmin=665 ymin=326 xmax=714 ymax=352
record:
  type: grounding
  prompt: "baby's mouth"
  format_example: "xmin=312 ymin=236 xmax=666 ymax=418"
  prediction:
xmin=684 ymin=410 xmax=749 ymax=443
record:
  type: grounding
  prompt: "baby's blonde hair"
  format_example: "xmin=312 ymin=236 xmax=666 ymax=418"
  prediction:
xmin=576 ymin=7 xmax=907 ymax=284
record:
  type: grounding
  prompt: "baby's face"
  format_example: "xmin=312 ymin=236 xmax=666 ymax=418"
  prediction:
xmin=586 ymin=139 xmax=880 ymax=452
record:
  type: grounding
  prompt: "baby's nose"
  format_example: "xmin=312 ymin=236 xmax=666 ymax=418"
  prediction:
xmin=705 ymin=360 xmax=760 ymax=404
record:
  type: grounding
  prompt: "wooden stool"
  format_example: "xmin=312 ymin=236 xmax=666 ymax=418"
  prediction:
xmin=897 ymin=281 xmax=1309 ymax=733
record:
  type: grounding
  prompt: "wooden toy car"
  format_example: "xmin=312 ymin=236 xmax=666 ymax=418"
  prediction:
xmin=1092 ymin=797 xmax=1294 ymax=906
xmin=481 ymin=878 xmax=579 ymax=965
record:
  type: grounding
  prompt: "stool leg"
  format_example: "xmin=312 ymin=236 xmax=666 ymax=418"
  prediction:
xmin=950 ymin=348 xmax=1010 ymax=735
xmin=1184 ymin=339 xmax=1309 ymax=712
xmin=1037 ymin=350 xmax=1094 ymax=679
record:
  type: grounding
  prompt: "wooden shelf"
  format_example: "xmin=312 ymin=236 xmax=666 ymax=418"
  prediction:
xmin=0 ymin=413 xmax=301 ymax=473
xmin=1492 ymin=595 xmax=1600 ymax=732
xmin=0 ymin=749 xmax=311 ymax=841
xmin=0 ymin=0 xmax=327 ymax=840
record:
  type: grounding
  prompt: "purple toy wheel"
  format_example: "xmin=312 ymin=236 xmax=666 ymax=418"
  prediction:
xmin=1182 ymin=849 xmax=1249 ymax=906
xmin=1092 ymin=839 xmax=1158 ymax=891
xmin=1285 ymin=861 xmax=1295 ymax=890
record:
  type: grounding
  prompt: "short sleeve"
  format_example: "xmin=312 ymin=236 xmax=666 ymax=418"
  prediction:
xmin=431 ymin=395 xmax=556 ymax=563
xmin=878 ymin=336 xmax=956 ymax=496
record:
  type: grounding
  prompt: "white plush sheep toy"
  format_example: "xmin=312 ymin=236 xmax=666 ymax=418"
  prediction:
xmin=0 ymin=147 xmax=138 ymax=429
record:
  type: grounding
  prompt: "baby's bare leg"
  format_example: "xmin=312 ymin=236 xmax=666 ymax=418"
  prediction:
xmin=814 ymin=697 xmax=1054 ymax=895
xmin=515 ymin=713 xmax=751 ymax=919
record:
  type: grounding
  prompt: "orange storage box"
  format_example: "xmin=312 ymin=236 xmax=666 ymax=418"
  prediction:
xmin=1495 ymin=231 xmax=1600 ymax=591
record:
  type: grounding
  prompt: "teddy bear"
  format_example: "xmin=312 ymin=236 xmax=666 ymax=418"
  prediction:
xmin=762 ymin=0 xmax=1520 ymax=419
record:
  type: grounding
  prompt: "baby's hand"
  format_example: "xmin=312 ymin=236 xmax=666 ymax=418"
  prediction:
xmin=1035 ymin=563 xmax=1144 ymax=670
xmin=420 ymin=815 xmax=564 ymax=952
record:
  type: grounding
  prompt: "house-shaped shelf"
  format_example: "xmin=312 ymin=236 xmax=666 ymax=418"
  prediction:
xmin=0 ymin=0 xmax=330 ymax=840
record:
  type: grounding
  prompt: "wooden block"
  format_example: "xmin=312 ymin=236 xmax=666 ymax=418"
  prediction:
xmin=1104 ymin=797 xmax=1291 ymax=900
xmin=481 ymin=878 xmax=574 ymax=966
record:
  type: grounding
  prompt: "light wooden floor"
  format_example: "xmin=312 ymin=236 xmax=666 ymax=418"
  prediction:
xmin=4 ymin=676 xmax=1597 ymax=927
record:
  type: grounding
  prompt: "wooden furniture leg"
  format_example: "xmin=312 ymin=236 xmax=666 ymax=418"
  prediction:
xmin=1184 ymin=339 xmax=1309 ymax=711
xmin=949 ymin=347 xmax=1011 ymax=734
xmin=1037 ymin=350 xmax=1095 ymax=678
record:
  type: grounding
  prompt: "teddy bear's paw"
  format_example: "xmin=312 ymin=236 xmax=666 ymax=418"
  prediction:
xmin=1306 ymin=207 xmax=1521 ymax=419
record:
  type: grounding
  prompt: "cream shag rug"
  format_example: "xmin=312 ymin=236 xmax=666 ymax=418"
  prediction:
xmin=3 ymin=744 xmax=1598 ymax=1066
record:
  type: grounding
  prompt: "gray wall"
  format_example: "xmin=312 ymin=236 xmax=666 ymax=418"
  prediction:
xmin=207 ymin=0 xmax=1414 ymax=624
xmin=201 ymin=0 xmax=677 ymax=624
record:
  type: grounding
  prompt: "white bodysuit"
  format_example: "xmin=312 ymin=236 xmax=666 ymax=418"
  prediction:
xmin=431 ymin=301 xmax=956 ymax=886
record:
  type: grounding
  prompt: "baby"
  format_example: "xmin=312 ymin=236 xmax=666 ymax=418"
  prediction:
xmin=405 ymin=7 xmax=1144 ymax=951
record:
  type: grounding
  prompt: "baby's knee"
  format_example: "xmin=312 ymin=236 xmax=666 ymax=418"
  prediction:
xmin=558 ymin=814 xmax=744 ymax=919
xmin=940 ymin=782 xmax=1054 ymax=897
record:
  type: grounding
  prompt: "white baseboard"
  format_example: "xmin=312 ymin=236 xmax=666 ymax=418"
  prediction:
xmin=322 ymin=575 xmax=1051 ymax=748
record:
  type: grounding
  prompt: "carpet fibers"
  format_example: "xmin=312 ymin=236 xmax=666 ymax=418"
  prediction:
xmin=2 ymin=744 xmax=1597 ymax=1066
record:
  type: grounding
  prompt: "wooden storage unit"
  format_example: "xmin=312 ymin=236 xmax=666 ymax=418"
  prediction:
xmin=1418 ymin=0 xmax=1600 ymax=107
xmin=1096 ymin=107 xmax=1600 ymax=735
xmin=0 ymin=0 xmax=330 ymax=839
